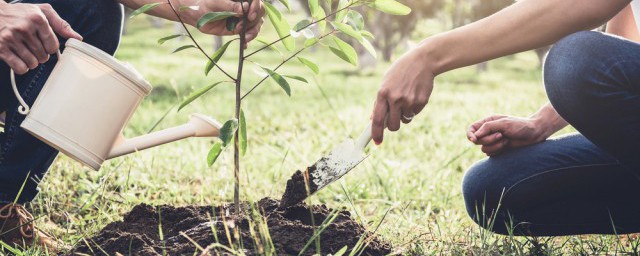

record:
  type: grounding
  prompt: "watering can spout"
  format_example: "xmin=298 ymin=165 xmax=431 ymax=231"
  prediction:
xmin=107 ymin=114 xmax=221 ymax=159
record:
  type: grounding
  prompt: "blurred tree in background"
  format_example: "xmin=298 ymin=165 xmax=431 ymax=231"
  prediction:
xmin=361 ymin=0 xmax=443 ymax=62
xmin=125 ymin=0 xmax=552 ymax=70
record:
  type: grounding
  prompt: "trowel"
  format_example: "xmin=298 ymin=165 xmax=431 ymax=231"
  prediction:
xmin=280 ymin=123 xmax=373 ymax=208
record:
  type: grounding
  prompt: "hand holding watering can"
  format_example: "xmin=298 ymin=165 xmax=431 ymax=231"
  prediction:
xmin=10 ymin=39 xmax=221 ymax=170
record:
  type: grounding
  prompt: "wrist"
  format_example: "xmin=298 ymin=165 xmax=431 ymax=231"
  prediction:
xmin=530 ymin=113 xmax=556 ymax=141
xmin=415 ymin=37 xmax=444 ymax=77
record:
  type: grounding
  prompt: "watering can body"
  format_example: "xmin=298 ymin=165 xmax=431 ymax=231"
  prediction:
xmin=11 ymin=39 xmax=221 ymax=170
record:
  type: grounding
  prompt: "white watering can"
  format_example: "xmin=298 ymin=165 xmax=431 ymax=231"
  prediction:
xmin=10 ymin=38 xmax=221 ymax=170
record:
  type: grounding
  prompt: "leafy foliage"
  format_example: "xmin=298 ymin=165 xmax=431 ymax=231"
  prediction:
xmin=130 ymin=2 xmax=164 ymax=18
xmin=205 ymin=39 xmax=236 ymax=75
xmin=197 ymin=12 xmax=238 ymax=28
xmin=154 ymin=0 xmax=411 ymax=210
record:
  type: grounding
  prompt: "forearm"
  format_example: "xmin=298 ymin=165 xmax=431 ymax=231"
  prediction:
xmin=118 ymin=0 xmax=203 ymax=26
xmin=530 ymin=103 xmax=568 ymax=139
xmin=417 ymin=0 xmax=630 ymax=75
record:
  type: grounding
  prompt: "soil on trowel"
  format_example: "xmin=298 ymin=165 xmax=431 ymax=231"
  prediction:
xmin=69 ymin=198 xmax=392 ymax=256
xmin=279 ymin=167 xmax=320 ymax=209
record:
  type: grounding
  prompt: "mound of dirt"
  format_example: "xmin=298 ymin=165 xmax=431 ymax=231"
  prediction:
xmin=69 ymin=198 xmax=392 ymax=255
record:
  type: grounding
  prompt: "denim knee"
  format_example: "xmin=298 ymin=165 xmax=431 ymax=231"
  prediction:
xmin=544 ymin=31 xmax=611 ymax=121
xmin=462 ymin=160 xmax=506 ymax=230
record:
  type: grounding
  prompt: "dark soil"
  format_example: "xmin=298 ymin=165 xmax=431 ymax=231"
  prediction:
xmin=69 ymin=198 xmax=392 ymax=256
xmin=279 ymin=168 xmax=319 ymax=209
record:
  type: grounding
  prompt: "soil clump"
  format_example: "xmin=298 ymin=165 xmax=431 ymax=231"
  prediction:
xmin=70 ymin=197 xmax=392 ymax=255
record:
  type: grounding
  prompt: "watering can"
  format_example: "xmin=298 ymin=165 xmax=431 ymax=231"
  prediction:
xmin=9 ymin=38 xmax=221 ymax=170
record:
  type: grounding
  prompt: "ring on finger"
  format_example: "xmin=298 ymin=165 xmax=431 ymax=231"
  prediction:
xmin=402 ymin=112 xmax=416 ymax=121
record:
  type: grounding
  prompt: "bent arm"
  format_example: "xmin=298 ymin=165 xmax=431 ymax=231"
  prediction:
xmin=419 ymin=0 xmax=631 ymax=75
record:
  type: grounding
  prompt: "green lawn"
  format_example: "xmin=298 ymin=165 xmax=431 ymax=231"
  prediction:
xmin=13 ymin=17 xmax=639 ymax=255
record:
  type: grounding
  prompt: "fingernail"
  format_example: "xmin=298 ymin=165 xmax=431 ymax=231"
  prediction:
xmin=374 ymin=140 xmax=382 ymax=146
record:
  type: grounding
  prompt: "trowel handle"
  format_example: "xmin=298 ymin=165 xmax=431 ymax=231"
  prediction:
xmin=355 ymin=112 xmax=389 ymax=149
xmin=355 ymin=123 xmax=373 ymax=150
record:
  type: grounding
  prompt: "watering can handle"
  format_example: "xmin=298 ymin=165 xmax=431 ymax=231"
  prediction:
xmin=10 ymin=50 xmax=62 ymax=115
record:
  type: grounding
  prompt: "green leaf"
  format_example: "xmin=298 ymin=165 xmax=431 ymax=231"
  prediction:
xmin=360 ymin=30 xmax=375 ymax=39
xmin=205 ymin=39 xmax=235 ymax=75
xmin=264 ymin=1 xmax=295 ymax=51
xmin=255 ymin=37 xmax=283 ymax=55
xmin=360 ymin=38 xmax=377 ymax=58
xmin=157 ymin=34 xmax=183 ymax=45
xmin=284 ymin=75 xmax=309 ymax=83
xmin=277 ymin=0 xmax=291 ymax=11
xmin=304 ymin=38 xmax=319 ymax=47
xmin=262 ymin=67 xmax=291 ymax=96
xmin=196 ymin=12 xmax=238 ymax=28
xmin=335 ymin=0 xmax=349 ymax=22
xmin=178 ymin=82 xmax=225 ymax=111
xmin=330 ymin=36 xmax=358 ymax=66
xmin=346 ymin=10 xmax=365 ymax=30
xmin=220 ymin=119 xmax=239 ymax=147
xmin=293 ymin=19 xmax=312 ymax=32
xmin=312 ymin=7 xmax=327 ymax=33
xmin=308 ymin=0 xmax=320 ymax=15
xmin=226 ymin=17 xmax=239 ymax=31
xmin=172 ymin=45 xmax=196 ymax=53
xmin=207 ymin=142 xmax=223 ymax=166
xmin=367 ymin=0 xmax=411 ymax=15
xmin=239 ymin=109 xmax=247 ymax=156
xmin=130 ymin=3 xmax=163 ymax=18
xmin=332 ymin=22 xmax=363 ymax=42
xmin=297 ymin=57 xmax=319 ymax=74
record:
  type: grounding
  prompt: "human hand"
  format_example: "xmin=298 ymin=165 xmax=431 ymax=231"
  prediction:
xmin=467 ymin=115 xmax=549 ymax=156
xmin=196 ymin=0 xmax=264 ymax=46
xmin=0 ymin=3 xmax=82 ymax=74
xmin=371 ymin=48 xmax=434 ymax=145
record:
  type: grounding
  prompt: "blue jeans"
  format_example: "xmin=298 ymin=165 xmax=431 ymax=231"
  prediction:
xmin=0 ymin=0 xmax=123 ymax=203
xmin=463 ymin=31 xmax=640 ymax=236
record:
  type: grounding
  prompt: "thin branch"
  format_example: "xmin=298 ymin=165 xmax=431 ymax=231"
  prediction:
xmin=233 ymin=0 xmax=252 ymax=213
xmin=240 ymin=31 xmax=335 ymax=100
xmin=244 ymin=0 xmax=360 ymax=59
xmin=166 ymin=0 xmax=236 ymax=81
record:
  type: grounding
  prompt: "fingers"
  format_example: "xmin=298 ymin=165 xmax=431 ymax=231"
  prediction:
xmin=475 ymin=132 xmax=502 ymax=145
xmin=2 ymin=50 xmax=29 ymax=75
xmin=400 ymin=103 xmax=415 ymax=124
xmin=11 ymin=44 xmax=38 ymax=70
xmin=387 ymin=100 xmax=402 ymax=132
xmin=474 ymin=120 xmax=506 ymax=138
xmin=245 ymin=19 xmax=262 ymax=42
xmin=39 ymin=4 xmax=82 ymax=41
xmin=247 ymin=0 xmax=259 ymax=21
xmin=372 ymin=94 xmax=389 ymax=145
xmin=23 ymin=32 xmax=48 ymax=63
xmin=219 ymin=0 xmax=247 ymax=16
xmin=36 ymin=24 xmax=60 ymax=54
xmin=481 ymin=139 xmax=510 ymax=157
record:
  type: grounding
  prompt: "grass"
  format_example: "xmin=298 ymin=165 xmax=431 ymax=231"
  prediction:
xmin=5 ymin=16 xmax=637 ymax=255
